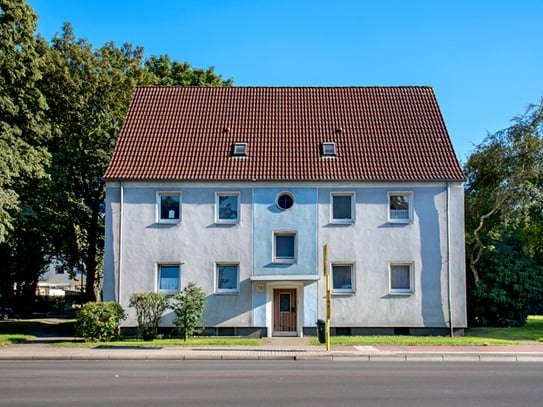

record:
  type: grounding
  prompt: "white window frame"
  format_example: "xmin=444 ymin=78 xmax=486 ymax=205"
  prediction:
xmin=389 ymin=262 xmax=414 ymax=295
xmin=273 ymin=231 xmax=297 ymax=264
xmin=156 ymin=192 xmax=181 ymax=223
xmin=387 ymin=191 xmax=413 ymax=223
xmin=331 ymin=263 xmax=355 ymax=294
xmin=157 ymin=263 xmax=180 ymax=294
xmin=215 ymin=263 xmax=240 ymax=294
xmin=330 ymin=192 xmax=355 ymax=224
xmin=275 ymin=191 xmax=295 ymax=211
xmin=215 ymin=192 xmax=240 ymax=224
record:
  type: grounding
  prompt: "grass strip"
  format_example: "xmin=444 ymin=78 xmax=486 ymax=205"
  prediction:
xmin=309 ymin=335 xmax=517 ymax=346
xmin=0 ymin=334 xmax=37 ymax=346
xmin=51 ymin=337 xmax=262 ymax=348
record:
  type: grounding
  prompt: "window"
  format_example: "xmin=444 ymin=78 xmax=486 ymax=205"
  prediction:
xmin=279 ymin=293 xmax=291 ymax=312
xmin=158 ymin=265 xmax=180 ymax=293
xmin=157 ymin=192 xmax=181 ymax=223
xmin=273 ymin=232 xmax=297 ymax=263
xmin=331 ymin=193 xmax=354 ymax=223
xmin=388 ymin=192 xmax=412 ymax=223
xmin=56 ymin=266 xmax=65 ymax=275
xmin=216 ymin=264 xmax=239 ymax=293
xmin=232 ymin=142 xmax=248 ymax=156
xmin=332 ymin=264 xmax=354 ymax=293
xmin=390 ymin=263 xmax=413 ymax=294
xmin=321 ymin=142 xmax=337 ymax=156
xmin=216 ymin=192 xmax=240 ymax=223
xmin=276 ymin=192 xmax=295 ymax=211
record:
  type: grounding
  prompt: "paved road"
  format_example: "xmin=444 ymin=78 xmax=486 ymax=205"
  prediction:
xmin=2 ymin=360 xmax=543 ymax=407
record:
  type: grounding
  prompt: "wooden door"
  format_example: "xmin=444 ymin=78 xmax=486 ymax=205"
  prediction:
xmin=273 ymin=288 xmax=297 ymax=334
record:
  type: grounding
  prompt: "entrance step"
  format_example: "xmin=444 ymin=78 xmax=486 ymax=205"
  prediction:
xmin=262 ymin=337 xmax=311 ymax=346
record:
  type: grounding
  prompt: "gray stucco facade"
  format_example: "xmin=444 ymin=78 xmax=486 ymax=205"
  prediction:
xmin=103 ymin=180 xmax=467 ymax=337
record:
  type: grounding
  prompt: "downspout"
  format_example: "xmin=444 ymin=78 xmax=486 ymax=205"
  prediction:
xmin=118 ymin=181 xmax=124 ymax=305
xmin=447 ymin=182 xmax=454 ymax=337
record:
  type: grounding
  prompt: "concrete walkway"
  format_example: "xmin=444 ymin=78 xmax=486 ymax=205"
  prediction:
xmin=2 ymin=338 xmax=543 ymax=362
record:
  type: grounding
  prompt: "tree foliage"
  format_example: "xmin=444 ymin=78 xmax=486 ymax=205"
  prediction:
xmin=465 ymin=100 xmax=543 ymax=326
xmin=172 ymin=283 xmax=206 ymax=341
xmin=0 ymin=0 xmax=50 ymax=242
xmin=0 ymin=0 xmax=233 ymax=308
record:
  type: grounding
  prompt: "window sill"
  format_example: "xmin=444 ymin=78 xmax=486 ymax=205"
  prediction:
xmin=388 ymin=291 xmax=413 ymax=296
xmin=272 ymin=259 xmax=297 ymax=265
xmin=157 ymin=219 xmax=181 ymax=225
xmin=215 ymin=220 xmax=240 ymax=225
xmin=215 ymin=291 xmax=240 ymax=295
xmin=330 ymin=220 xmax=354 ymax=225
xmin=332 ymin=291 xmax=355 ymax=296
xmin=387 ymin=219 xmax=412 ymax=224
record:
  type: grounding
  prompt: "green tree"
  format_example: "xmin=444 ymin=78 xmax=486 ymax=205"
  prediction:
xmin=0 ymin=0 xmax=50 ymax=242
xmin=129 ymin=292 xmax=170 ymax=341
xmin=40 ymin=23 xmax=149 ymax=301
xmin=40 ymin=24 xmax=232 ymax=301
xmin=0 ymin=0 xmax=52 ymax=308
xmin=172 ymin=283 xmax=206 ymax=341
xmin=145 ymin=54 xmax=233 ymax=86
xmin=464 ymin=100 xmax=543 ymax=326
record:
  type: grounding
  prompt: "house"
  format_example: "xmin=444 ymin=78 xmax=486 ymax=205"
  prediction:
xmin=37 ymin=256 xmax=85 ymax=298
xmin=103 ymin=86 xmax=467 ymax=337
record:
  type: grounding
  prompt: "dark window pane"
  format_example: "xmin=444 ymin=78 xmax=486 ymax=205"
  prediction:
xmin=333 ymin=195 xmax=352 ymax=220
xmin=275 ymin=235 xmax=295 ymax=258
xmin=218 ymin=195 xmax=238 ymax=220
xmin=160 ymin=195 xmax=180 ymax=219
xmin=277 ymin=194 xmax=293 ymax=210
xmin=279 ymin=293 xmax=291 ymax=312
xmin=333 ymin=265 xmax=352 ymax=290
xmin=218 ymin=265 xmax=237 ymax=290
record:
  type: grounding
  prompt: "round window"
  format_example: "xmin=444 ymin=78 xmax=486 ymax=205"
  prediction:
xmin=276 ymin=192 xmax=294 ymax=211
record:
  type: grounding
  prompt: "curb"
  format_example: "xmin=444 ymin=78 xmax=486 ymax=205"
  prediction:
xmin=2 ymin=351 xmax=543 ymax=362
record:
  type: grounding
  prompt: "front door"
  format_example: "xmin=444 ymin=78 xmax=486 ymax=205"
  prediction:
xmin=273 ymin=288 xmax=297 ymax=336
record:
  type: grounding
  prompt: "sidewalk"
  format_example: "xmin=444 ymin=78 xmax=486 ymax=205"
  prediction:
xmin=2 ymin=339 xmax=543 ymax=362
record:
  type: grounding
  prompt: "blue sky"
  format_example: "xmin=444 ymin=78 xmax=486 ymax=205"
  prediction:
xmin=28 ymin=0 xmax=543 ymax=162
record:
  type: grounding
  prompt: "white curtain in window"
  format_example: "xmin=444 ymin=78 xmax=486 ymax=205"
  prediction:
xmin=391 ymin=266 xmax=410 ymax=289
xmin=160 ymin=278 xmax=179 ymax=290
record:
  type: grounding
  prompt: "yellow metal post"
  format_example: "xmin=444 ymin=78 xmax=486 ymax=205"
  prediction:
xmin=324 ymin=244 xmax=331 ymax=352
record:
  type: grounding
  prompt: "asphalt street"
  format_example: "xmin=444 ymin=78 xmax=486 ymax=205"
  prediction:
xmin=1 ymin=360 xmax=543 ymax=407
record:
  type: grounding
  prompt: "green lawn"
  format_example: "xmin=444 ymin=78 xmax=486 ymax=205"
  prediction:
xmin=2 ymin=316 xmax=543 ymax=347
xmin=52 ymin=337 xmax=262 ymax=348
xmin=0 ymin=334 xmax=36 ymax=346
xmin=309 ymin=316 xmax=543 ymax=346
xmin=467 ymin=315 xmax=543 ymax=342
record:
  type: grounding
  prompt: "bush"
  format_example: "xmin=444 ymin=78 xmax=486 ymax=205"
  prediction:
xmin=75 ymin=302 xmax=126 ymax=342
xmin=172 ymin=283 xmax=206 ymax=341
xmin=129 ymin=292 xmax=170 ymax=341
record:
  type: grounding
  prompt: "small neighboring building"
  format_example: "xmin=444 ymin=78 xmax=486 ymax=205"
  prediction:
xmin=103 ymin=86 xmax=467 ymax=337
xmin=37 ymin=257 xmax=85 ymax=298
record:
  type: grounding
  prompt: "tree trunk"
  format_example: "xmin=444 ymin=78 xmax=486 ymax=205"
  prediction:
xmin=469 ymin=195 xmax=506 ymax=287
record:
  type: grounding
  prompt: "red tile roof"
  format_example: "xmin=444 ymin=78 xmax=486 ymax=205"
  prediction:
xmin=104 ymin=86 xmax=464 ymax=181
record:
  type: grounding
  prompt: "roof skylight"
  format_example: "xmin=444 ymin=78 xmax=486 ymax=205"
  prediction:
xmin=232 ymin=142 xmax=248 ymax=157
xmin=321 ymin=142 xmax=337 ymax=156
